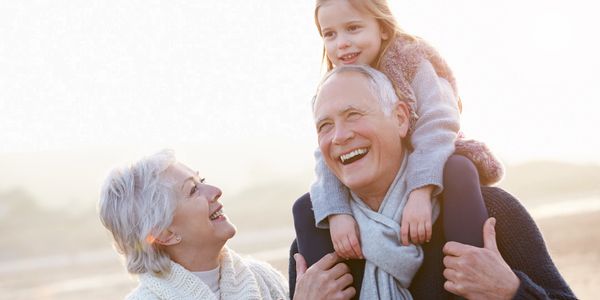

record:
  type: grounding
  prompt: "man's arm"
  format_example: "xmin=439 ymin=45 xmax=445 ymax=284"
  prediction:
xmin=442 ymin=187 xmax=576 ymax=299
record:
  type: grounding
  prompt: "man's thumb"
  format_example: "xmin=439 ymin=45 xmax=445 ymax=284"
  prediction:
xmin=294 ymin=253 xmax=308 ymax=278
xmin=483 ymin=217 xmax=499 ymax=252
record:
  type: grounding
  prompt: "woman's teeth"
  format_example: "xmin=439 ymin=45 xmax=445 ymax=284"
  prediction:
xmin=209 ymin=209 xmax=223 ymax=220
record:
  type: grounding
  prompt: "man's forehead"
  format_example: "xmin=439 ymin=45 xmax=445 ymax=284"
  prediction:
xmin=315 ymin=73 xmax=376 ymax=111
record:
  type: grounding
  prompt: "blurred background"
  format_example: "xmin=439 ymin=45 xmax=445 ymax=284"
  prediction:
xmin=1 ymin=0 xmax=599 ymax=299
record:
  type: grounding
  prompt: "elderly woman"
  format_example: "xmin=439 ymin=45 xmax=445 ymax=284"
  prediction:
xmin=99 ymin=150 xmax=290 ymax=299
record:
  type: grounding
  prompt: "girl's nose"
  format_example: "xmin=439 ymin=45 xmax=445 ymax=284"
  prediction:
xmin=337 ymin=36 xmax=351 ymax=49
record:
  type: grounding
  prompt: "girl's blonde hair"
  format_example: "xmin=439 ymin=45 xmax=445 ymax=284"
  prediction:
xmin=314 ymin=0 xmax=416 ymax=71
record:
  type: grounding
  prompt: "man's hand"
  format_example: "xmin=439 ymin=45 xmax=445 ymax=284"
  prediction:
xmin=401 ymin=186 xmax=433 ymax=245
xmin=294 ymin=252 xmax=356 ymax=300
xmin=329 ymin=214 xmax=363 ymax=259
xmin=442 ymin=217 xmax=520 ymax=299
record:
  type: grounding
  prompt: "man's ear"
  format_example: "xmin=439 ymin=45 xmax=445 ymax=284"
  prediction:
xmin=394 ymin=101 xmax=411 ymax=137
xmin=153 ymin=230 xmax=182 ymax=246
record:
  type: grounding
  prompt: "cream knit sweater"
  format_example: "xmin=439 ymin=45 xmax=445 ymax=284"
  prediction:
xmin=126 ymin=247 xmax=288 ymax=300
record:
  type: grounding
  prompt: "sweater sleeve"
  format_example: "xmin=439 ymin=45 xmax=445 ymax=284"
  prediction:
xmin=482 ymin=187 xmax=576 ymax=300
xmin=310 ymin=148 xmax=352 ymax=228
xmin=247 ymin=259 xmax=289 ymax=299
xmin=406 ymin=59 xmax=460 ymax=196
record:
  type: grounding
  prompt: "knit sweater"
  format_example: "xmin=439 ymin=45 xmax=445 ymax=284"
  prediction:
xmin=288 ymin=187 xmax=576 ymax=299
xmin=311 ymin=58 xmax=459 ymax=228
xmin=127 ymin=247 xmax=288 ymax=300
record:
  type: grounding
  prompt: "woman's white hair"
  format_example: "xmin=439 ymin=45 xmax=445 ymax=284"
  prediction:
xmin=312 ymin=64 xmax=400 ymax=115
xmin=98 ymin=149 xmax=177 ymax=276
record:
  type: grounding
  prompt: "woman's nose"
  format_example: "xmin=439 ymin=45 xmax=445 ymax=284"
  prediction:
xmin=207 ymin=185 xmax=222 ymax=202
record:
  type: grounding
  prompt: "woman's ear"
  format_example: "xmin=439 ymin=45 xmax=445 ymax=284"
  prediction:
xmin=154 ymin=230 xmax=182 ymax=246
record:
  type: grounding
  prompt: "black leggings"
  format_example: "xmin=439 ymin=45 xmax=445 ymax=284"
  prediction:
xmin=442 ymin=154 xmax=488 ymax=247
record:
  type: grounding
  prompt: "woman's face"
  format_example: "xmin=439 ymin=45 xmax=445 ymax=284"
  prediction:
xmin=317 ymin=0 xmax=388 ymax=67
xmin=164 ymin=162 xmax=236 ymax=249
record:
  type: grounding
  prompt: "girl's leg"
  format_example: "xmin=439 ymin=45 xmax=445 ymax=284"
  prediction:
xmin=292 ymin=193 xmax=335 ymax=266
xmin=291 ymin=193 xmax=364 ymax=299
xmin=442 ymin=154 xmax=489 ymax=247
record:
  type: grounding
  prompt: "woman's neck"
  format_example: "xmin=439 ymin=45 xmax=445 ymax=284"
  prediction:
xmin=168 ymin=243 xmax=224 ymax=272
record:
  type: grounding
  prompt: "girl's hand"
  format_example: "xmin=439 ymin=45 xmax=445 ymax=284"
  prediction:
xmin=328 ymin=214 xmax=363 ymax=259
xmin=401 ymin=186 xmax=434 ymax=245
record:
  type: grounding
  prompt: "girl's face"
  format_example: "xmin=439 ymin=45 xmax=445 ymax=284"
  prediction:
xmin=317 ymin=0 xmax=388 ymax=67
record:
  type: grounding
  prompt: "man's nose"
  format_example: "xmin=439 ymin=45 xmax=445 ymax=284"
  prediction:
xmin=332 ymin=124 xmax=353 ymax=145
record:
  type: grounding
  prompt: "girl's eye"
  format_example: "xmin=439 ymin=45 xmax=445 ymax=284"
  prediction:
xmin=348 ymin=25 xmax=360 ymax=32
xmin=322 ymin=31 xmax=335 ymax=39
xmin=190 ymin=184 xmax=197 ymax=196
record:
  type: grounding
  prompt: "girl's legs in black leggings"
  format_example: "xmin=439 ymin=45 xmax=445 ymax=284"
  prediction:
xmin=442 ymin=154 xmax=489 ymax=247
xmin=291 ymin=193 xmax=364 ymax=298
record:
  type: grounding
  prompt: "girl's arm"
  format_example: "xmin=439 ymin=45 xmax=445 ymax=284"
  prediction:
xmin=310 ymin=148 xmax=352 ymax=228
xmin=405 ymin=59 xmax=460 ymax=196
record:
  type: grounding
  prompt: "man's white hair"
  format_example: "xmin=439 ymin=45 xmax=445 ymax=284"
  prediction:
xmin=98 ymin=149 xmax=177 ymax=276
xmin=313 ymin=64 xmax=399 ymax=116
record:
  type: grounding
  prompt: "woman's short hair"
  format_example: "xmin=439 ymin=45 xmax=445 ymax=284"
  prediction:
xmin=98 ymin=149 xmax=177 ymax=276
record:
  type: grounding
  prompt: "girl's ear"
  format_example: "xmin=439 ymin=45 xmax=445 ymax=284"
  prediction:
xmin=381 ymin=28 xmax=389 ymax=41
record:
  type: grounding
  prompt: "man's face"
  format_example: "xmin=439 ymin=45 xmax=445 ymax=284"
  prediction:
xmin=314 ymin=72 xmax=409 ymax=199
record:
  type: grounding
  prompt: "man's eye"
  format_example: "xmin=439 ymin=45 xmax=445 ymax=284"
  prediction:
xmin=349 ymin=112 xmax=361 ymax=119
xmin=318 ymin=123 xmax=333 ymax=133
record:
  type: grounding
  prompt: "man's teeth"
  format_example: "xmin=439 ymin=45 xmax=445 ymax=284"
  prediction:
xmin=209 ymin=209 xmax=223 ymax=220
xmin=340 ymin=148 xmax=367 ymax=163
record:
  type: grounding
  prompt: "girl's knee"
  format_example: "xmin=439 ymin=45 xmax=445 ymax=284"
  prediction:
xmin=445 ymin=154 xmax=478 ymax=176
xmin=292 ymin=193 xmax=313 ymax=225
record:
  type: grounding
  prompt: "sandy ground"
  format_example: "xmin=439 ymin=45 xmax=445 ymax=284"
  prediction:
xmin=1 ymin=211 xmax=597 ymax=299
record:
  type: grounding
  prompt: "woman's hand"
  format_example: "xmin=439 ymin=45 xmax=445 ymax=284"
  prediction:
xmin=401 ymin=186 xmax=434 ymax=245
xmin=329 ymin=214 xmax=363 ymax=259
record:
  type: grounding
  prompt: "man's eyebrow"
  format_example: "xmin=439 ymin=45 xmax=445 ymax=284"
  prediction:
xmin=180 ymin=171 xmax=199 ymax=191
xmin=315 ymin=105 xmax=362 ymax=125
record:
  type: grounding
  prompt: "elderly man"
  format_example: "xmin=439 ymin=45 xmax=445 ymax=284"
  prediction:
xmin=289 ymin=65 xmax=575 ymax=299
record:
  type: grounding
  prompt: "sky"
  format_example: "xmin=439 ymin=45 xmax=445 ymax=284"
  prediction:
xmin=1 ymin=0 xmax=599 ymax=207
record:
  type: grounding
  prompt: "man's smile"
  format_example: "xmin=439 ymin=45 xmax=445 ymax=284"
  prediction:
xmin=339 ymin=147 xmax=369 ymax=165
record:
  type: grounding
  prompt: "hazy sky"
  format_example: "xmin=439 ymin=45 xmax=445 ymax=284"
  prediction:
xmin=1 ymin=1 xmax=599 ymax=207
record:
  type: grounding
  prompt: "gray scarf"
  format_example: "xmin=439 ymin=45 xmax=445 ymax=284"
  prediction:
xmin=350 ymin=155 xmax=440 ymax=299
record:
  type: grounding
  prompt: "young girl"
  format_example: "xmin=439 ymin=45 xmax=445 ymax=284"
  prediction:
xmin=293 ymin=0 xmax=503 ymax=296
